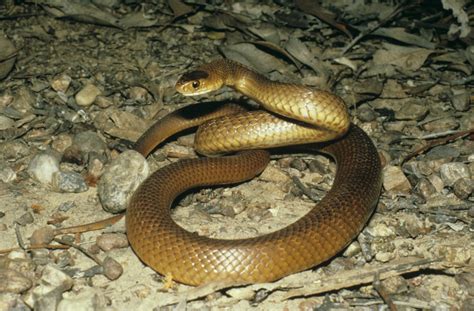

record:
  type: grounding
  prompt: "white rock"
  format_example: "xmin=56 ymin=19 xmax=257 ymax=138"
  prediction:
xmin=98 ymin=150 xmax=149 ymax=213
xmin=75 ymin=84 xmax=102 ymax=107
xmin=57 ymin=287 xmax=107 ymax=311
xmin=27 ymin=152 xmax=60 ymax=185
xmin=439 ymin=162 xmax=471 ymax=187
xmin=383 ymin=165 xmax=411 ymax=192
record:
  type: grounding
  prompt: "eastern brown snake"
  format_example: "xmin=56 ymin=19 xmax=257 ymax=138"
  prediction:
xmin=126 ymin=59 xmax=382 ymax=285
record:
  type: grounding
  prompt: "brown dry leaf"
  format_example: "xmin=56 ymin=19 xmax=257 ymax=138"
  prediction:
xmin=37 ymin=0 xmax=121 ymax=28
xmin=167 ymin=0 xmax=193 ymax=19
xmin=294 ymin=0 xmax=352 ymax=37
xmin=220 ymin=43 xmax=288 ymax=74
xmin=372 ymin=27 xmax=435 ymax=49
xmin=119 ymin=12 xmax=159 ymax=29
xmin=373 ymin=43 xmax=433 ymax=71
xmin=285 ymin=36 xmax=327 ymax=77
xmin=0 ymin=33 xmax=16 ymax=80
xmin=250 ymin=40 xmax=301 ymax=70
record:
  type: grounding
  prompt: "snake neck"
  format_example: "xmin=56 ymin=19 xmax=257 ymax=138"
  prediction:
xmin=208 ymin=59 xmax=273 ymax=104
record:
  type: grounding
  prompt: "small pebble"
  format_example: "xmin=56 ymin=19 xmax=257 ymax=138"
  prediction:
xmin=423 ymin=117 xmax=459 ymax=132
xmin=0 ymin=115 xmax=14 ymax=130
xmin=383 ymin=165 xmax=412 ymax=192
xmin=367 ymin=223 xmax=396 ymax=238
xmin=428 ymin=174 xmax=444 ymax=192
xmin=98 ymin=150 xmax=149 ymax=213
xmin=16 ymin=212 xmax=34 ymax=226
xmin=375 ymin=251 xmax=395 ymax=262
xmin=51 ymin=171 xmax=88 ymax=193
xmin=50 ymin=74 xmax=72 ymax=93
xmin=30 ymin=227 xmax=55 ymax=246
xmin=416 ymin=178 xmax=438 ymax=199
xmin=27 ymin=151 xmax=60 ymax=185
xmin=96 ymin=233 xmax=129 ymax=251
xmin=342 ymin=241 xmax=361 ymax=257
xmin=102 ymin=256 xmax=123 ymax=280
xmin=357 ymin=105 xmax=376 ymax=122
xmin=62 ymin=131 xmax=108 ymax=165
xmin=57 ymin=287 xmax=107 ymax=311
xmin=57 ymin=201 xmax=76 ymax=212
xmin=51 ymin=133 xmax=73 ymax=153
xmin=0 ymin=161 xmax=16 ymax=182
xmin=395 ymin=101 xmax=428 ymax=121
xmin=381 ymin=275 xmax=408 ymax=294
xmin=0 ymin=269 xmax=32 ymax=294
xmin=289 ymin=158 xmax=307 ymax=171
xmin=452 ymin=178 xmax=473 ymax=199
xmin=259 ymin=165 xmax=290 ymax=183
xmin=127 ymin=86 xmax=149 ymax=102
xmin=451 ymin=91 xmax=470 ymax=111
xmin=75 ymin=84 xmax=102 ymax=107
xmin=425 ymin=145 xmax=460 ymax=160
xmin=439 ymin=162 xmax=471 ymax=187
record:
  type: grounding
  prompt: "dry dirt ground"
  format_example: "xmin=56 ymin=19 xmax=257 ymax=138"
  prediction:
xmin=0 ymin=1 xmax=473 ymax=310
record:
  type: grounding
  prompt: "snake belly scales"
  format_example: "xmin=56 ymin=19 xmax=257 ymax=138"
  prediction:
xmin=126 ymin=59 xmax=382 ymax=286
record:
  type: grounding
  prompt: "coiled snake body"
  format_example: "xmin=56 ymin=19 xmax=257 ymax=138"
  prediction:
xmin=127 ymin=59 xmax=382 ymax=286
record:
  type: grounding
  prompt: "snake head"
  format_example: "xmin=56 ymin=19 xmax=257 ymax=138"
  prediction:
xmin=175 ymin=66 xmax=224 ymax=96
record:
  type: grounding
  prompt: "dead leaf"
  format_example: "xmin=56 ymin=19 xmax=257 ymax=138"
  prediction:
xmin=167 ymin=0 xmax=193 ymax=19
xmin=220 ymin=43 xmax=288 ymax=74
xmin=0 ymin=33 xmax=17 ymax=80
xmin=373 ymin=43 xmax=433 ymax=71
xmin=294 ymin=0 xmax=352 ymax=37
xmin=372 ymin=27 xmax=436 ymax=49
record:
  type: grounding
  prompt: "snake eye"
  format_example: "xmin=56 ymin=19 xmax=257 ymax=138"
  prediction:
xmin=192 ymin=81 xmax=200 ymax=89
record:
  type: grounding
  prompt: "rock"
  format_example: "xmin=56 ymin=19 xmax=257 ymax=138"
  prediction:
xmin=259 ymin=164 xmax=290 ymax=183
xmin=39 ymin=264 xmax=73 ymax=292
xmin=0 ymin=34 xmax=16 ymax=80
xmin=102 ymin=256 xmax=123 ymax=281
xmin=423 ymin=117 xmax=459 ymax=132
xmin=75 ymin=84 xmax=102 ymax=106
xmin=367 ymin=223 xmax=396 ymax=238
xmin=375 ymin=251 xmax=395 ymax=262
xmin=31 ymin=264 xmax=74 ymax=310
xmin=0 ymin=268 xmax=32 ymax=294
xmin=428 ymin=174 xmax=444 ymax=192
xmin=51 ymin=133 xmax=73 ymax=153
xmin=127 ymin=86 xmax=149 ymax=102
xmin=51 ymin=74 xmax=72 ymax=93
xmin=451 ymin=90 xmax=470 ymax=111
xmin=289 ymin=158 xmax=307 ymax=171
xmin=425 ymin=145 xmax=460 ymax=160
xmin=16 ymin=212 xmax=34 ymax=226
xmin=57 ymin=201 xmax=76 ymax=212
xmin=395 ymin=100 xmax=428 ymax=121
xmin=0 ymin=161 xmax=16 ymax=182
xmin=62 ymin=131 xmax=108 ymax=165
xmin=96 ymin=233 xmax=129 ymax=251
xmin=51 ymin=171 xmax=88 ymax=193
xmin=0 ymin=292 xmax=30 ymax=310
xmin=0 ymin=115 xmax=14 ymax=130
xmin=417 ymin=178 xmax=438 ymax=199
xmin=30 ymin=227 xmax=55 ymax=246
xmin=57 ymin=287 xmax=107 ymax=311
xmin=98 ymin=150 xmax=149 ymax=213
xmin=0 ymin=141 xmax=30 ymax=161
xmin=383 ymin=165 xmax=412 ymax=192
xmin=439 ymin=162 xmax=471 ymax=187
xmin=357 ymin=105 xmax=377 ymax=122
xmin=27 ymin=151 xmax=60 ymax=185
xmin=452 ymin=178 xmax=473 ymax=200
